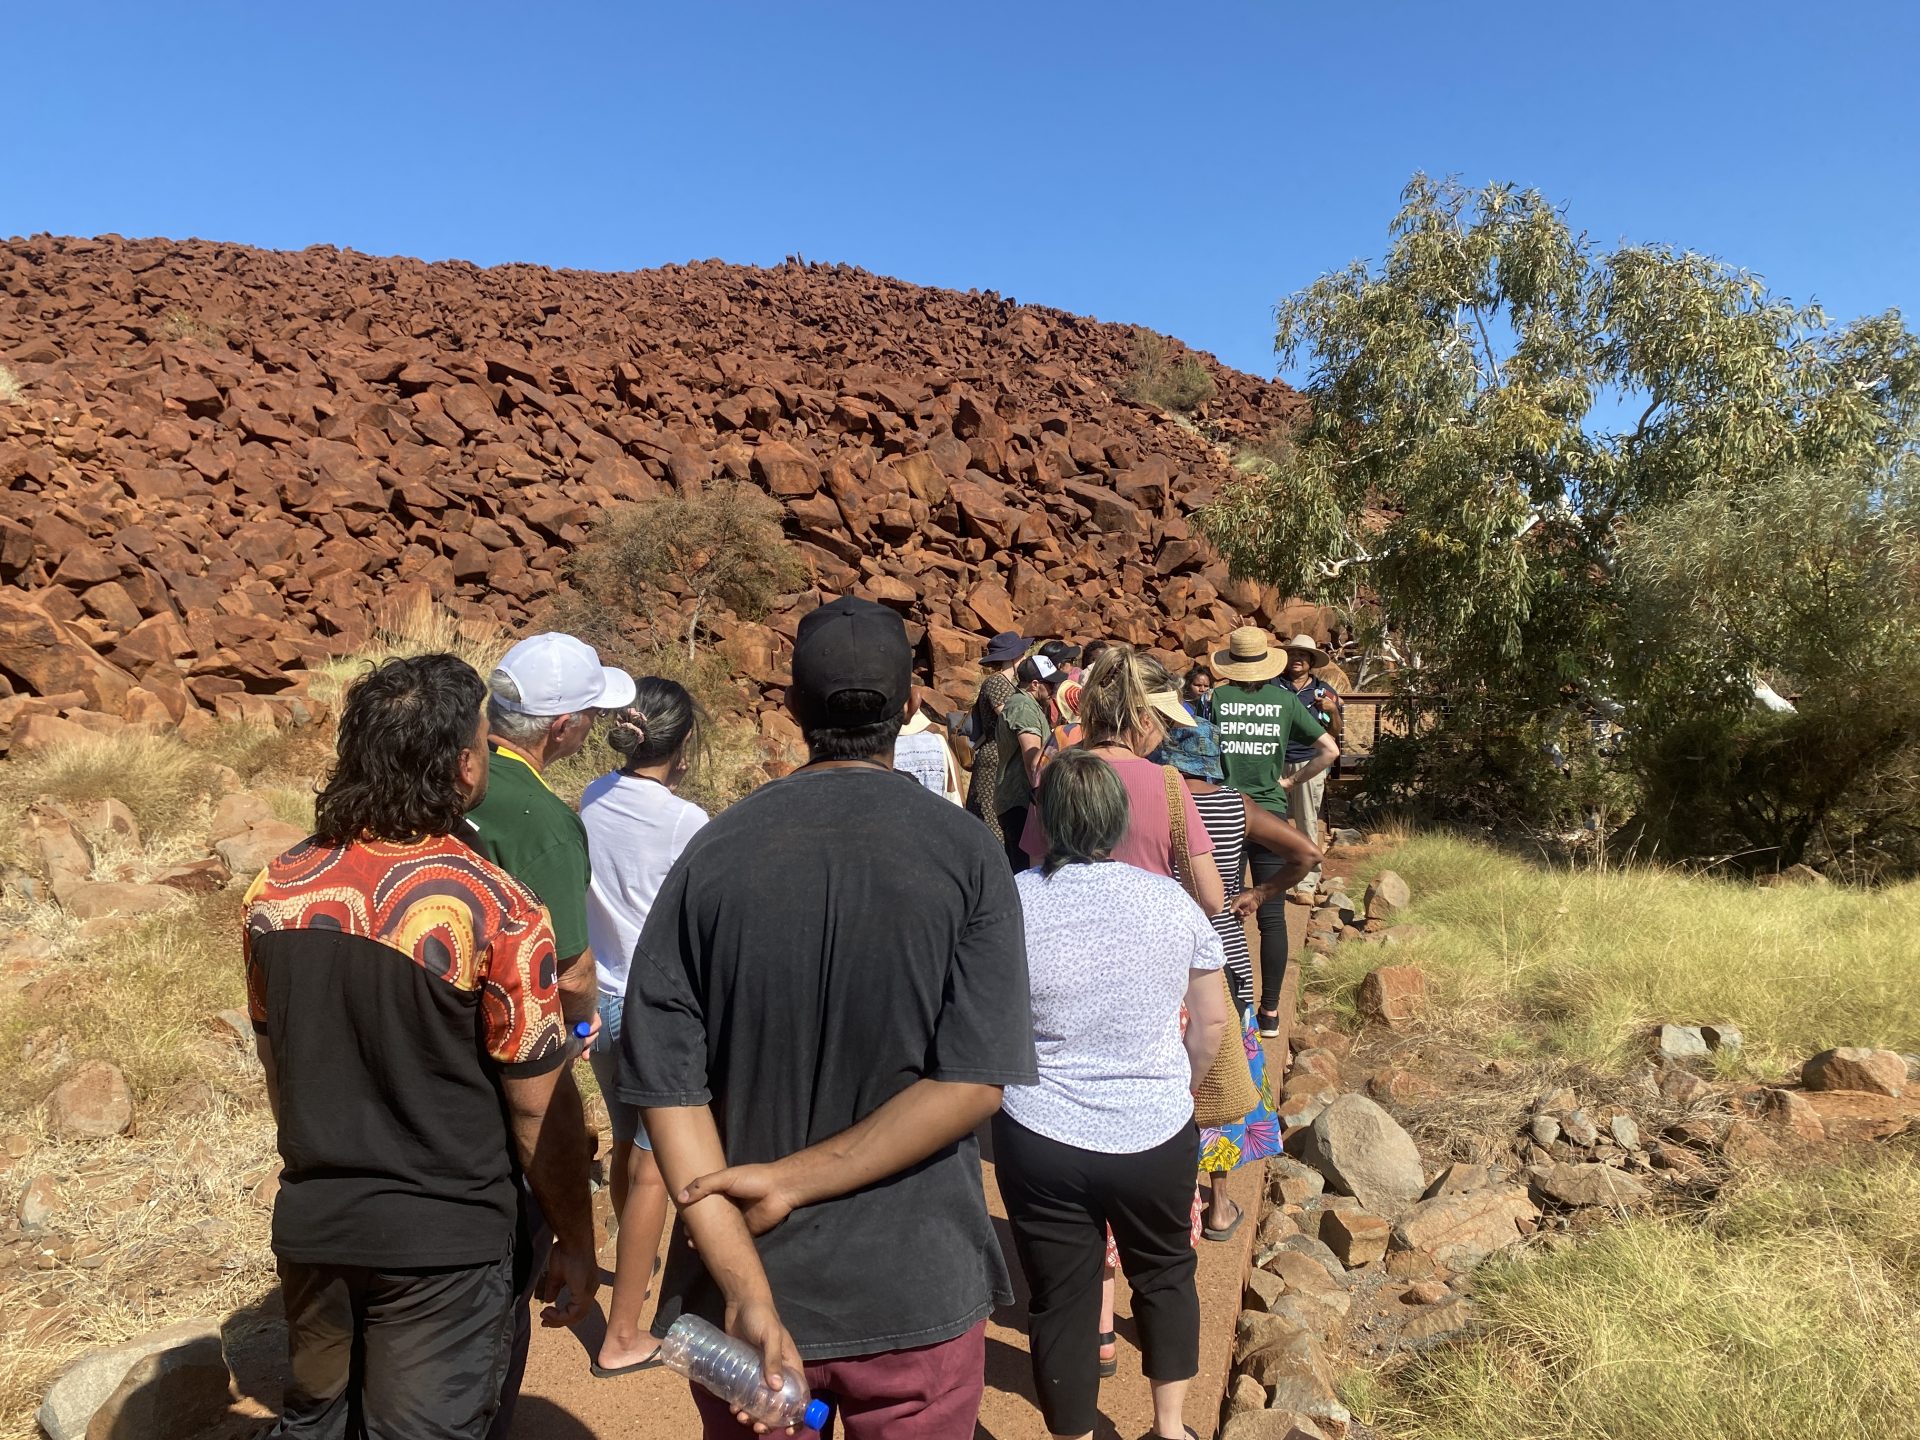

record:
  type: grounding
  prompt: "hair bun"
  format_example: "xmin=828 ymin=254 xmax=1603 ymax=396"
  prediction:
xmin=607 ymin=717 xmax=646 ymax=758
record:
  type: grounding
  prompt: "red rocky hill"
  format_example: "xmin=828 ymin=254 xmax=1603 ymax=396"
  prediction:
xmin=0 ymin=233 xmax=1312 ymax=753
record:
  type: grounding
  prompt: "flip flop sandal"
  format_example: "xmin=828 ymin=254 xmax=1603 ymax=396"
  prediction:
xmin=1098 ymin=1329 xmax=1119 ymax=1378
xmin=1137 ymin=1427 xmax=1199 ymax=1440
xmin=590 ymin=1350 xmax=664 ymax=1379
xmin=1202 ymin=1200 xmax=1245 ymax=1242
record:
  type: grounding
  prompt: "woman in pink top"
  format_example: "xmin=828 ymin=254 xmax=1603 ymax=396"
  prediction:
xmin=1021 ymin=647 xmax=1226 ymax=916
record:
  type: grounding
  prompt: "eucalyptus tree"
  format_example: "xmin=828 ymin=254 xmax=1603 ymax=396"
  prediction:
xmin=1204 ymin=175 xmax=1919 ymax=848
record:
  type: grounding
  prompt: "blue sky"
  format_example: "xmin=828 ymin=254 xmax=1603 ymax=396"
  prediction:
xmin=8 ymin=2 xmax=1916 ymax=381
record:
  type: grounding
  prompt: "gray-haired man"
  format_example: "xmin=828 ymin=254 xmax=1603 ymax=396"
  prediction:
xmin=466 ymin=631 xmax=635 ymax=1437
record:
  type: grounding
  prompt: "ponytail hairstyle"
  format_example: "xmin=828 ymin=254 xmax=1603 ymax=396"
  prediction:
xmin=607 ymin=676 xmax=704 ymax=774
xmin=1077 ymin=643 xmax=1157 ymax=751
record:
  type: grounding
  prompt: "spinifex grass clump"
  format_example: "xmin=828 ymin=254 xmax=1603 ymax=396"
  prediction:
xmin=1317 ymin=834 xmax=1919 ymax=1073
xmin=1358 ymin=1142 xmax=1920 ymax=1440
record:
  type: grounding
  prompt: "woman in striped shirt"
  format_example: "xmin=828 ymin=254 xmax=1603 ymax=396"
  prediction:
xmin=1154 ymin=725 xmax=1320 ymax=1240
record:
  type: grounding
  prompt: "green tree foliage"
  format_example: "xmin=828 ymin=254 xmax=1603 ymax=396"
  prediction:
xmin=1627 ymin=461 xmax=1920 ymax=872
xmin=1202 ymin=174 xmax=1920 ymax=859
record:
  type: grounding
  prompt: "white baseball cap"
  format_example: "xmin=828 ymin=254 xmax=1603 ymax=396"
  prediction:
xmin=491 ymin=633 xmax=637 ymax=716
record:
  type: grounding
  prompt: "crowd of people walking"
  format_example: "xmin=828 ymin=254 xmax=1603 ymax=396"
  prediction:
xmin=241 ymin=600 xmax=1341 ymax=1440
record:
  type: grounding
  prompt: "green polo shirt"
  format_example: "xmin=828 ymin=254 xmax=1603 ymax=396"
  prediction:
xmin=993 ymin=690 xmax=1050 ymax=815
xmin=1213 ymin=682 xmax=1325 ymax=816
xmin=466 ymin=745 xmax=592 ymax=960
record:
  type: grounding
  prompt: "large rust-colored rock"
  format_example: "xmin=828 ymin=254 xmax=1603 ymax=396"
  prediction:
xmin=1391 ymin=1186 xmax=1538 ymax=1269
xmin=1529 ymin=1162 xmax=1651 ymax=1209
xmin=1293 ymin=1094 xmax=1426 ymax=1218
xmin=61 ymin=882 xmax=183 ymax=922
xmin=1801 ymin=1047 xmax=1907 ymax=1098
xmin=1797 ymin=1090 xmax=1917 ymax=1143
xmin=1358 ymin=964 xmax=1427 ymax=1031
xmin=0 ymin=595 xmax=139 ymax=713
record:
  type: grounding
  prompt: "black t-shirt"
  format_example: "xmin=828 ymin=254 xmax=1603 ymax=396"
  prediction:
xmin=242 ymin=835 xmax=569 ymax=1268
xmin=619 ymin=765 xmax=1037 ymax=1360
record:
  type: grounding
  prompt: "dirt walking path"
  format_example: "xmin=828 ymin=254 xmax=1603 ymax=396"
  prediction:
xmin=511 ymin=1155 xmax=1262 ymax=1440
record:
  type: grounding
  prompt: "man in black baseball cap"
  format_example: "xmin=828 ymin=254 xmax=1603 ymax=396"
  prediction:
xmin=789 ymin=595 xmax=914 ymax=730
xmin=618 ymin=596 xmax=1036 ymax=1439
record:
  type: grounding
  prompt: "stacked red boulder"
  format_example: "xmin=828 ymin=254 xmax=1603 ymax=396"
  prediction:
xmin=0 ymin=233 xmax=1316 ymax=749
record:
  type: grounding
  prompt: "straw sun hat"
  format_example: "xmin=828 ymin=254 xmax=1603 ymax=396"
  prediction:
xmin=1281 ymin=632 xmax=1331 ymax=667
xmin=1210 ymin=626 xmax=1332 ymax=682
xmin=1209 ymin=626 xmax=1288 ymax=683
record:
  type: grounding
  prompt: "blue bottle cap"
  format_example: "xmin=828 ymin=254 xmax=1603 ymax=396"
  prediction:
xmin=573 ymin=1020 xmax=594 ymax=1039
xmin=803 ymin=1399 xmax=831 ymax=1432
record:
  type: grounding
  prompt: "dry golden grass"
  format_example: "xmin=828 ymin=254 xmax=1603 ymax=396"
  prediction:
xmin=0 ymin=364 xmax=22 ymax=405
xmin=0 ymin=732 xmax=223 ymax=852
xmin=0 ymin=1113 xmax=278 ymax=1439
xmin=1355 ymin=1140 xmax=1920 ymax=1440
xmin=0 ymin=890 xmax=278 ymax=1439
xmin=1315 ymin=834 xmax=1920 ymax=1075
xmin=307 ymin=596 xmax=510 ymax=707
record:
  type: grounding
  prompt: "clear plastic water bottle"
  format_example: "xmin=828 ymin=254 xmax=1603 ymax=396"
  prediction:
xmin=659 ymin=1314 xmax=831 ymax=1432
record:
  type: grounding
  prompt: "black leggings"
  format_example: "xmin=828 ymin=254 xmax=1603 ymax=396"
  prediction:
xmin=1248 ymin=842 xmax=1294 ymax=1015
xmin=998 ymin=806 xmax=1031 ymax=872
xmin=993 ymin=1113 xmax=1200 ymax=1437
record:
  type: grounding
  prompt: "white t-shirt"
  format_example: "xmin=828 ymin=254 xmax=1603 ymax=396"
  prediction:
xmin=893 ymin=728 xmax=962 ymax=803
xmin=579 ymin=772 xmax=709 ymax=998
xmin=1002 ymin=862 xmax=1225 ymax=1153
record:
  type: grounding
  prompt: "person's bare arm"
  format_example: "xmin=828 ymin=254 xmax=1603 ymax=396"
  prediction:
xmin=677 ymin=1079 xmax=1004 ymax=1234
xmin=1019 ymin=730 xmax=1045 ymax=790
xmin=1283 ymin=730 xmax=1340 ymax=791
xmin=501 ymin=1067 xmax=597 ymax=1328
xmin=645 ymin=1104 xmax=804 ymax=1422
xmin=556 ymin=947 xmax=598 ymax=1038
xmin=1182 ymin=967 xmax=1234 ymax=1088
xmin=1233 ymin=801 xmax=1323 ymax=916
xmin=1322 ymin=690 xmax=1346 ymax=743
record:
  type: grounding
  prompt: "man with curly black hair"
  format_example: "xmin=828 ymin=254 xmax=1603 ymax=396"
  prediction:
xmin=242 ymin=653 xmax=596 ymax=1440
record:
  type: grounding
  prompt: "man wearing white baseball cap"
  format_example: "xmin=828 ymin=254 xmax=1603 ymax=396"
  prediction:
xmin=466 ymin=632 xmax=634 ymax=1440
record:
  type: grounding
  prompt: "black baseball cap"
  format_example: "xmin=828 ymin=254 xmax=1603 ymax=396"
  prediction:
xmin=791 ymin=596 xmax=913 ymax=726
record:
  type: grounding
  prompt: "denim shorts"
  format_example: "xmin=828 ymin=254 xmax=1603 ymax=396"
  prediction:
xmin=588 ymin=993 xmax=652 ymax=1152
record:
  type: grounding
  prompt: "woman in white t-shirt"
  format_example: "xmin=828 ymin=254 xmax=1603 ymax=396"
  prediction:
xmin=995 ymin=750 xmax=1232 ymax=1440
xmin=579 ymin=678 xmax=709 ymax=1377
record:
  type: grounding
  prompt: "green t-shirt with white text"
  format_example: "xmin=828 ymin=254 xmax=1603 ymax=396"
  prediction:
xmin=1212 ymin=682 xmax=1325 ymax=816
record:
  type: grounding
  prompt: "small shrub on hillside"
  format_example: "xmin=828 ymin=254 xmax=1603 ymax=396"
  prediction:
xmin=570 ymin=482 xmax=805 ymax=658
xmin=309 ymin=598 xmax=509 ymax=705
xmin=1122 ymin=328 xmax=1216 ymax=414
xmin=1236 ymin=424 xmax=1295 ymax=471
xmin=158 ymin=307 xmax=227 ymax=347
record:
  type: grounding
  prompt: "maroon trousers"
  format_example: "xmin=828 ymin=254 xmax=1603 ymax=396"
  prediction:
xmin=689 ymin=1321 xmax=987 ymax=1440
